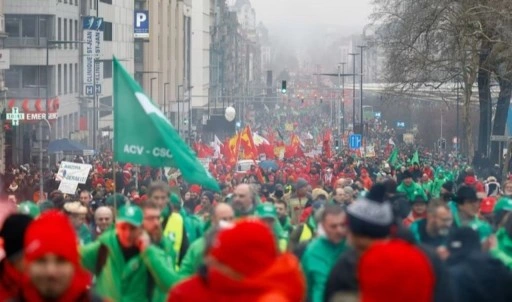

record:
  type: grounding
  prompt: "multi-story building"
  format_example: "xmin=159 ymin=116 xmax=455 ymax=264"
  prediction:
xmin=134 ymin=0 xmax=191 ymax=139
xmin=190 ymin=0 xmax=212 ymax=109
xmin=0 ymin=0 xmax=7 ymax=173
xmin=4 ymin=0 xmax=134 ymax=164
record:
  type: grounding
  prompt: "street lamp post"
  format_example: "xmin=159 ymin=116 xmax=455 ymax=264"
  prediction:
xmin=358 ymin=45 xmax=366 ymax=143
xmin=164 ymin=82 xmax=170 ymax=118
xmin=341 ymin=62 xmax=346 ymax=135
xmin=348 ymin=53 xmax=359 ymax=132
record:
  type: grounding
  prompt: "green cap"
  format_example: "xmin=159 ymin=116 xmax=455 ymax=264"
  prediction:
xmin=18 ymin=201 xmax=41 ymax=218
xmin=494 ymin=197 xmax=512 ymax=214
xmin=106 ymin=193 xmax=126 ymax=209
xmin=117 ymin=205 xmax=143 ymax=227
xmin=170 ymin=193 xmax=181 ymax=206
xmin=255 ymin=203 xmax=277 ymax=219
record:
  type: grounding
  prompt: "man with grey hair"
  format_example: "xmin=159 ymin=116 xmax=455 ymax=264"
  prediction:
xmin=93 ymin=206 xmax=114 ymax=239
xmin=233 ymin=183 xmax=258 ymax=217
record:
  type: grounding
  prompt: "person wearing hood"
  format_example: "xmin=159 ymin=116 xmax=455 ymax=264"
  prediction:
xmin=301 ymin=205 xmax=347 ymax=302
xmin=15 ymin=211 xmax=104 ymax=301
xmin=167 ymin=219 xmax=306 ymax=302
xmin=397 ymin=170 xmax=428 ymax=202
xmin=0 ymin=214 xmax=33 ymax=300
xmin=446 ymin=227 xmax=512 ymax=302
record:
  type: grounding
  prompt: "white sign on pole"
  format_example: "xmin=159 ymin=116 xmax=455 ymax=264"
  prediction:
xmin=56 ymin=161 xmax=92 ymax=183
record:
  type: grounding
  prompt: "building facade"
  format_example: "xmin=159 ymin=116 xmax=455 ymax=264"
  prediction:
xmin=134 ymin=0 xmax=191 ymax=139
xmin=3 ymin=0 xmax=134 ymax=164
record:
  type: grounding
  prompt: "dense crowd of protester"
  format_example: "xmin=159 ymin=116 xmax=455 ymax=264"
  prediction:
xmin=2 ymin=101 xmax=512 ymax=301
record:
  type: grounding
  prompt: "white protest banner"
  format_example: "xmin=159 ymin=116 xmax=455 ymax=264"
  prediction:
xmin=56 ymin=161 xmax=92 ymax=184
xmin=58 ymin=181 xmax=79 ymax=195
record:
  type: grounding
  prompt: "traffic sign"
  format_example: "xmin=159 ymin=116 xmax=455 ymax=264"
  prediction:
xmin=349 ymin=134 xmax=362 ymax=150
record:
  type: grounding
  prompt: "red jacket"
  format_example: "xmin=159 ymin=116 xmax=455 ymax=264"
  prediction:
xmin=168 ymin=253 xmax=306 ymax=302
xmin=0 ymin=261 xmax=23 ymax=301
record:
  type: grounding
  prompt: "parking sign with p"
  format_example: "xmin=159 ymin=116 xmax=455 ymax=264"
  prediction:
xmin=134 ymin=10 xmax=149 ymax=38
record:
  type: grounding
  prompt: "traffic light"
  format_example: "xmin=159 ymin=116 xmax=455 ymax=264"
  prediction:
xmin=335 ymin=139 xmax=340 ymax=150
xmin=320 ymin=96 xmax=323 ymax=103
xmin=281 ymin=81 xmax=287 ymax=94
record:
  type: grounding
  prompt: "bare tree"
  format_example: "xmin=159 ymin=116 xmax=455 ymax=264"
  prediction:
xmin=371 ymin=0 xmax=512 ymax=162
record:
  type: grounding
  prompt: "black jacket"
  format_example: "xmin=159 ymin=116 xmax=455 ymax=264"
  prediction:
xmin=323 ymin=244 xmax=453 ymax=302
xmin=447 ymin=251 xmax=512 ymax=302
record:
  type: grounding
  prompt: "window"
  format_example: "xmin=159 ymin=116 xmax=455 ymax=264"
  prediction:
xmin=103 ymin=60 xmax=112 ymax=78
xmin=5 ymin=66 xmax=50 ymax=98
xmin=64 ymin=64 xmax=67 ymax=94
xmin=63 ymin=19 xmax=67 ymax=48
xmin=99 ymin=96 xmax=112 ymax=118
xmin=100 ymin=0 xmax=113 ymax=4
xmin=74 ymin=20 xmax=78 ymax=46
xmin=57 ymin=18 xmax=61 ymax=48
xmin=69 ymin=19 xmax=73 ymax=48
xmin=75 ymin=63 xmax=78 ymax=93
xmin=6 ymin=17 xmax=20 ymax=37
xmin=69 ymin=64 xmax=73 ymax=93
xmin=134 ymin=40 xmax=143 ymax=64
xmin=103 ymin=22 xmax=112 ymax=41
xmin=58 ymin=64 xmax=62 ymax=95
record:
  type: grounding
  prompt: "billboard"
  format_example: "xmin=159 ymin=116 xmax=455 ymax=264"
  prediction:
xmin=134 ymin=10 xmax=149 ymax=38
xmin=82 ymin=17 xmax=104 ymax=97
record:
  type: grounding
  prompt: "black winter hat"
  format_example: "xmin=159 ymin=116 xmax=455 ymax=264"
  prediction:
xmin=0 ymin=214 xmax=33 ymax=259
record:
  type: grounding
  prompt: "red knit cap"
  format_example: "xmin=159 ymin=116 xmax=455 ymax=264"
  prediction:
xmin=358 ymin=240 xmax=435 ymax=302
xmin=189 ymin=185 xmax=201 ymax=194
xmin=208 ymin=218 xmax=278 ymax=277
xmin=24 ymin=210 xmax=79 ymax=266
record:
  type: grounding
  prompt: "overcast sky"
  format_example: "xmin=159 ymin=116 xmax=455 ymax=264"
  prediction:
xmin=251 ymin=0 xmax=374 ymax=32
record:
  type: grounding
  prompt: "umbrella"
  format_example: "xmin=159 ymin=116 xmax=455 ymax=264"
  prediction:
xmin=259 ymin=160 xmax=278 ymax=171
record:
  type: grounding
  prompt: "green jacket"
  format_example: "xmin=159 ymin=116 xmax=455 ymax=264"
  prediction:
xmin=448 ymin=201 xmax=492 ymax=240
xmin=78 ymin=224 xmax=93 ymax=245
xmin=80 ymin=230 xmax=179 ymax=302
xmin=301 ymin=237 xmax=347 ymax=302
xmin=178 ymin=237 xmax=206 ymax=280
xmin=397 ymin=181 xmax=427 ymax=202
xmin=421 ymin=180 xmax=432 ymax=195
xmin=492 ymin=228 xmax=512 ymax=270
xmin=152 ymin=236 xmax=179 ymax=302
xmin=431 ymin=177 xmax=446 ymax=199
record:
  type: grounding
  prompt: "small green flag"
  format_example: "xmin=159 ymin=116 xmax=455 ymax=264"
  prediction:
xmin=388 ymin=147 xmax=398 ymax=166
xmin=113 ymin=57 xmax=219 ymax=191
xmin=411 ymin=150 xmax=419 ymax=164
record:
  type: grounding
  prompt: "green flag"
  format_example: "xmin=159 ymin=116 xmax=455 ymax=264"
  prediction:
xmin=113 ymin=57 xmax=219 ymax=191
xmin=411 ymin=150 xmax=419 ymax=164
xmin=388 ymin=147 xmax=398 ymax=166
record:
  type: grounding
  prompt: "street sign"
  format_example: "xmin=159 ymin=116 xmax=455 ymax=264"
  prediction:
xmin=491 ymin=135 xmax=512 ymax=142
xmin=6 ymin=107 xmax=24 ymax=126
xmin=349 ymin=134 xmax=362 ymax=150
xmin=396 ymin=121 xmax=405 ymax=128
xmin=375 ymin=112 xmax=381 ymax=118
xmin=134 ymin=10 xmax=149 ymax=38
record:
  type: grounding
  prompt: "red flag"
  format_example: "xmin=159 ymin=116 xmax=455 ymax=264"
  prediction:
xmin=239 ymin=126 xmax=258 ymax=160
